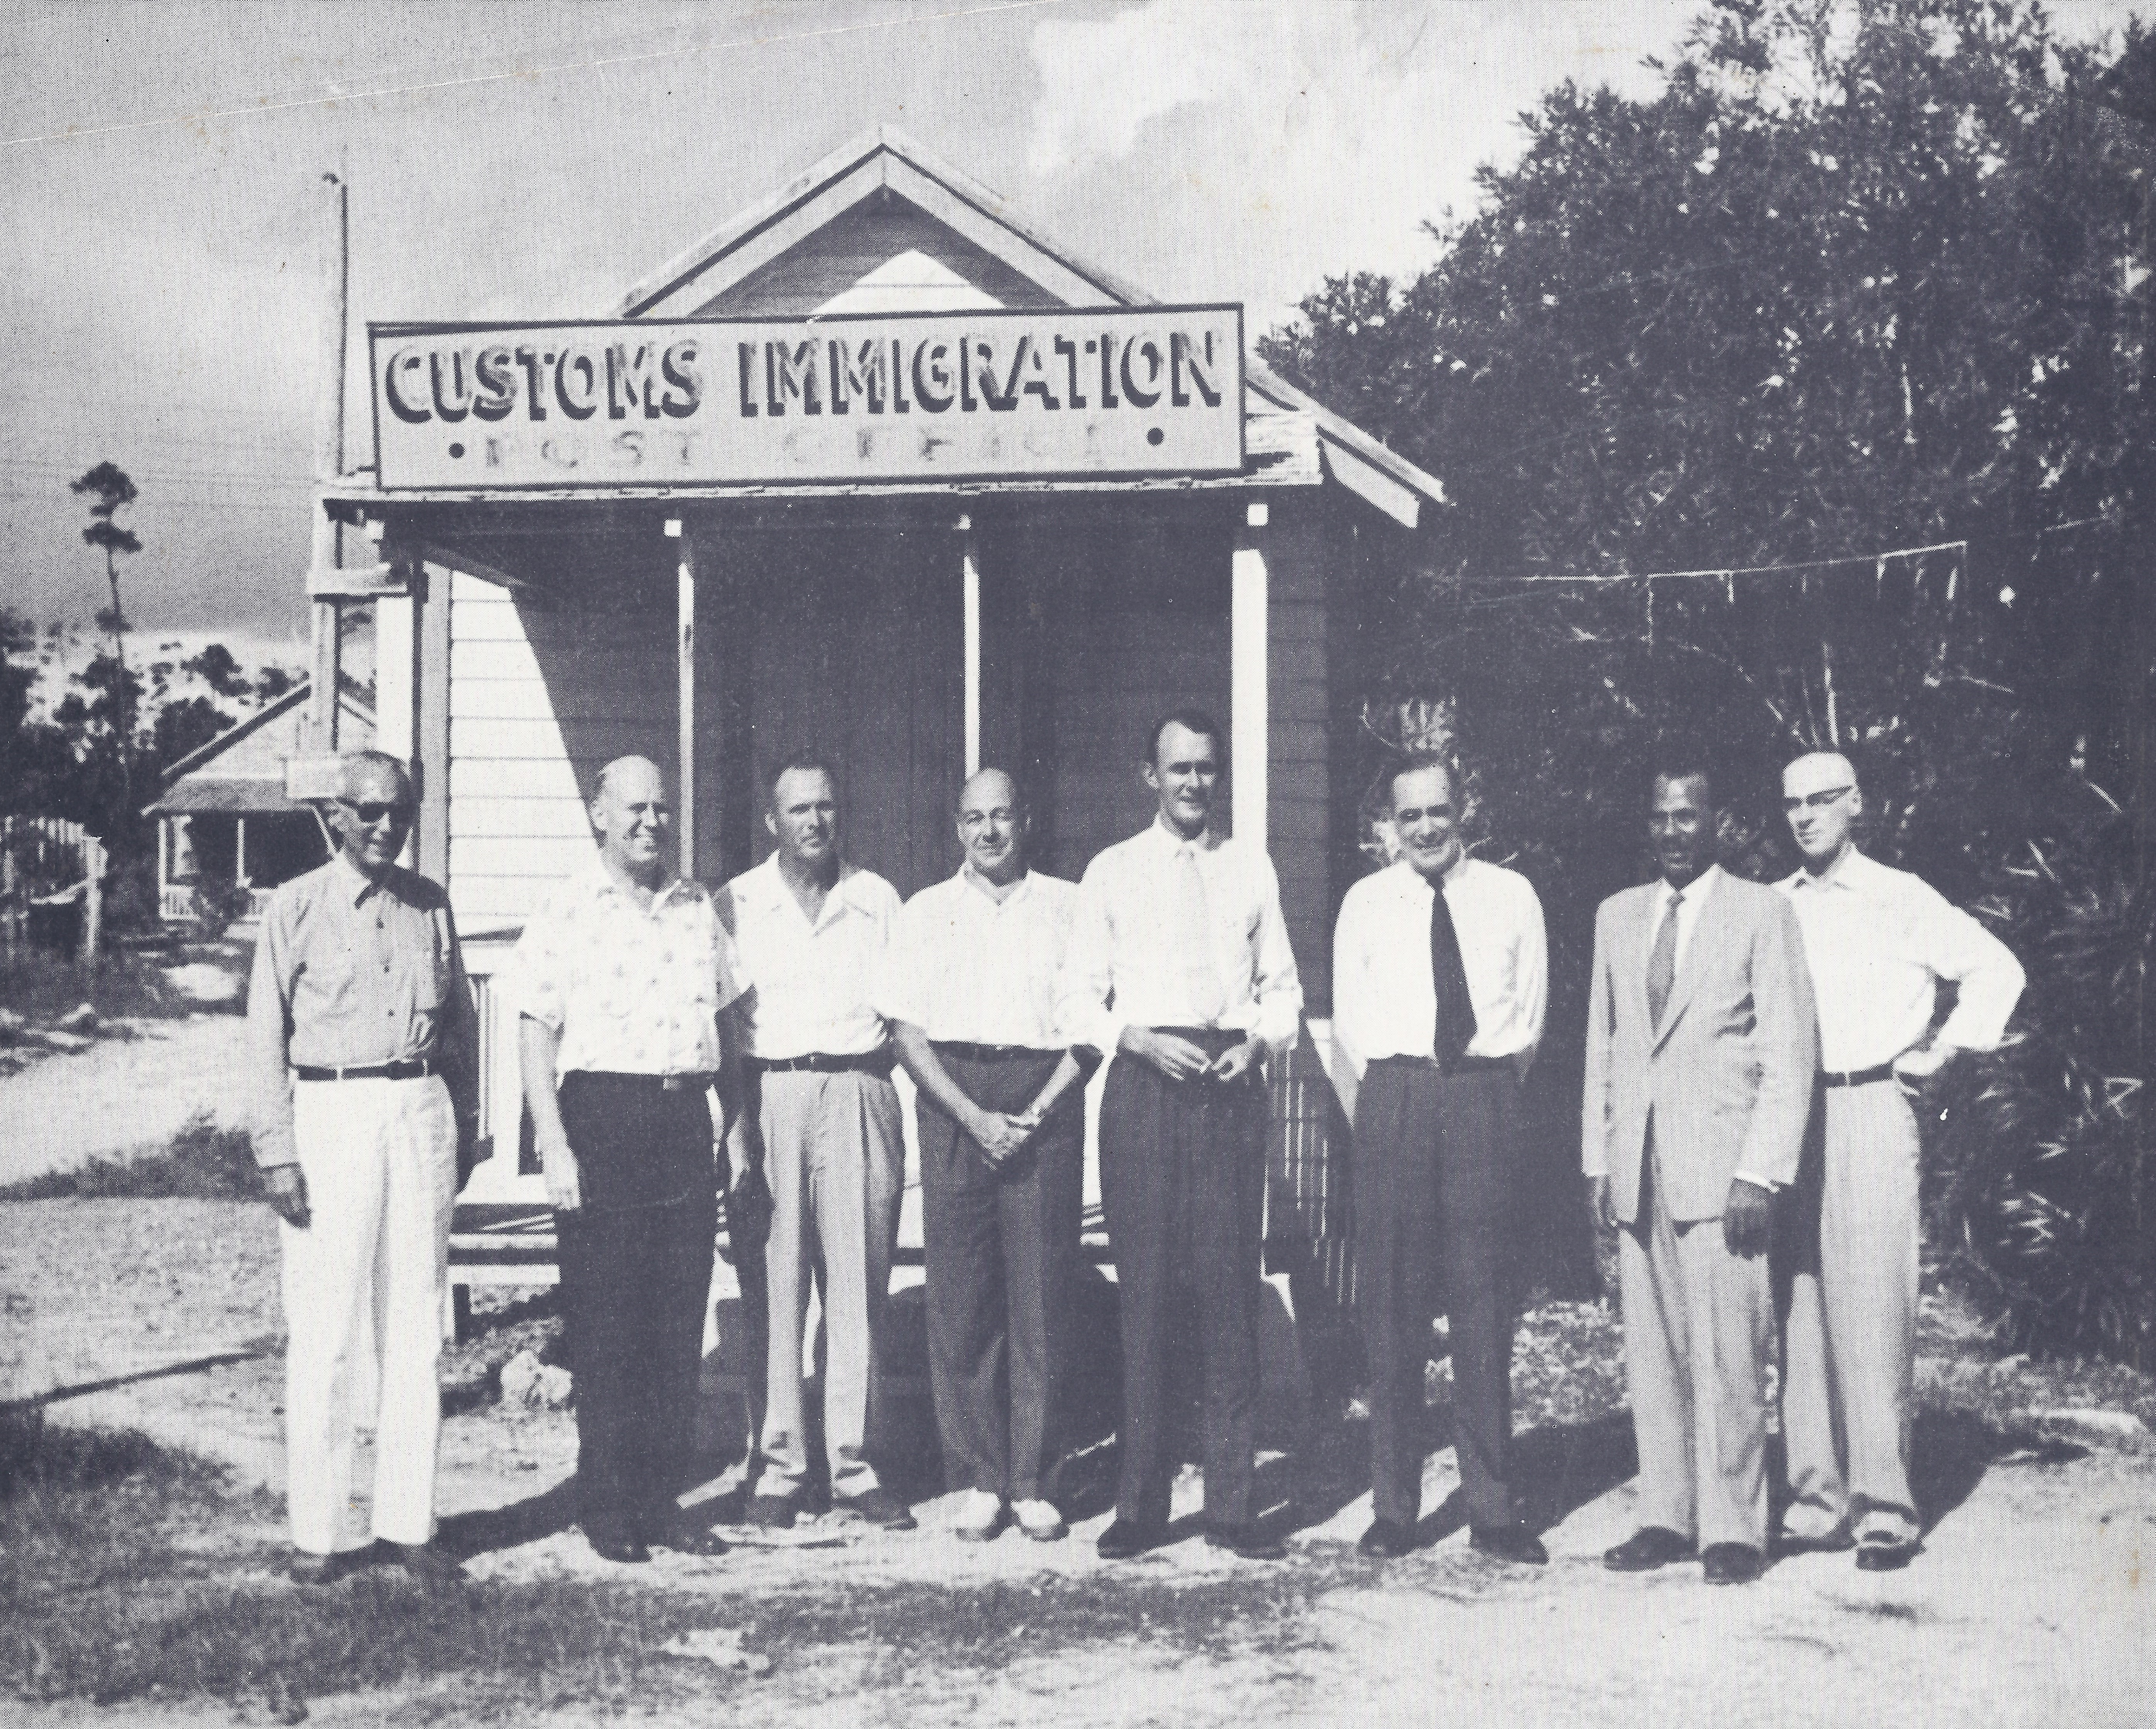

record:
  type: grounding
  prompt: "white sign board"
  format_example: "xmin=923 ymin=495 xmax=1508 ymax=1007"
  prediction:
xmin=369 ymin=306 xmax=1245 ymax=490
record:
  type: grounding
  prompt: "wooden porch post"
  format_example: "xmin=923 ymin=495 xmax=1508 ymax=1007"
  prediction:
xmin=671 ymin=518 xmax=695 ymax=872
xmin=415 ymin=567 xmax=452 ymax=884
xmin=1232 ymin=502 xmax=1270 ymax=851
xmin=961 ymin=514 xmax=982 ymax=777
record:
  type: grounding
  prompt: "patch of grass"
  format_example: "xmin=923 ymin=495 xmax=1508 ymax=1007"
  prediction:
xmin=0 ymin=1423 xmax=1341 ymax=1717
xmin=0 ymin=947 xmax=185 ymax=1025
xmin=0 ymin=1112 xmax=262 ymax=1202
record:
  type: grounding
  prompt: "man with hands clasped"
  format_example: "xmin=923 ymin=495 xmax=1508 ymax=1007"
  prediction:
xmin=879 ymin=768 xmax=1090 ymax=1543
xmin=1061 ymin=710 xmax=1303 ymax=1563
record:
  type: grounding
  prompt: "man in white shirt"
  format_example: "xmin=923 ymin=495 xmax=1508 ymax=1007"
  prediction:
xmin=1332 ymin=756 xmax=1548 ymax=1565
xmin=720 ymin=755 xmax=914 ymax=1533
xmin=878 ymin=768 xmax=1090 ymax=1544
xmin=511 ymin=756 xmax=742 ymax=1563
xmin=1584 ymin=759 xmax=1816 ymax=1586
xmin=1060 ymin=710 xmax=1303 ymax=1562
xmin=1776 ymin=751 xmax=2024 ymax=1571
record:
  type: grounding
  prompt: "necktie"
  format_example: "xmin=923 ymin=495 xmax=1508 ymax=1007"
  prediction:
xmin=1647 ymin=889 xmax=1683 ymax=1027
xmin=1167 ymin=843 xmax=1229 ymax=1024
xmin=1429 ymin=881 xmax=1478 ymax=1066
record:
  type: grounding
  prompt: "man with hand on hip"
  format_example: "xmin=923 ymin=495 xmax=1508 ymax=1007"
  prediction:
xmin=879 ymin=768 xmax=1090 ymax=1544
xmin=248 ymin=750 xmax=476 ymax=1587
xmin=722 ymin=755 xmax=915 ymax=1533
xmin=1775 ymin=750 xmax=2023 ymax=1571
xmin=1061 ymin=709 xmax=1303 ymax=1563
xmin=1584 ymin=757 xmax=1816 ymax=1586
xmin=1333 ymin=754 xmax=1548 ymax=1565
xmin=511 ymin=755 xmax=742 ymax=1564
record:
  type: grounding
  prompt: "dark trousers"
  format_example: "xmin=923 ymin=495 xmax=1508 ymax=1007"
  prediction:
xmin=555 ymin=1073 xmax=718 ymax=1545
xmin=918 ymin=1047 xmax=1084 ymax=1502
xmin=1098 ymin=1029 xmax=1267 ymax=1530
xmin=1355 ymin=1057 xmax=1520 ymax=1531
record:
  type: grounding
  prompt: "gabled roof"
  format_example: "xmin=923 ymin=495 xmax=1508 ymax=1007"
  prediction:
xmin=144 ymin=676 xmax=375 ymax=816
xmin=615 ymin=125 xmax=1444 ymax=529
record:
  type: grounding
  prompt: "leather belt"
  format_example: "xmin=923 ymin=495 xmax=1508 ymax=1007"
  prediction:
xmin=1370 ymin=1053 xmax=1514 ymax=1077
xmin=749 ymin=1051 xmax=893 ymax=1077
xmin=294 ymin=1058 xmax=438 ymax=1083
xmin=562 ymin=1070 xmax=717 ymax=1093
xmin=1823 ymin=1063 xmax=1897 ymax=1089
xmin=932 ymin=1040 xmax=1059 ymax=1063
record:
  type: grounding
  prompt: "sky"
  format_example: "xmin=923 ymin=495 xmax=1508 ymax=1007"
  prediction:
xmin=0 ymin=0 xmax=2141 ymax=651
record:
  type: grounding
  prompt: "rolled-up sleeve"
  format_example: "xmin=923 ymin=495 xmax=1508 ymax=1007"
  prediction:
xmin=872 ymin=896 xmax=930 ymax=1030
xmin=1515 ymin=874 xmax=1549 ymax=1072
xmin=1249 ymin=854 xmax=1304 ymax=1054
xmin=1918 ymin=886 xmax=2026 ymax=1055
xmin=247 ymin=896 xmax=299 ymax=1170
xmin=1057 ymin=859 xmax=1122 ymax=1058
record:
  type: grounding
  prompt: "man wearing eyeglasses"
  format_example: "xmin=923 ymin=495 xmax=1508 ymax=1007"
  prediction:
xmin=1775 ymin=752 xmax=2024 ymax=1572
xmin=247 ymin=750 xmax=478 ymax=1587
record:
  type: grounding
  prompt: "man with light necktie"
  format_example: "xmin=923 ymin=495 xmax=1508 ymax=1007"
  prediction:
xmin=1582 ymin=756 xmax=1816 ymax=1586
xmin=1060 ymin=709 xmax=1303 ymax=1562
xmin=1332 ymin=754 xmax=1548 ymax=1564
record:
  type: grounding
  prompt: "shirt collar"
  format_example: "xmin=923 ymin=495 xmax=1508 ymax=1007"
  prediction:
xmin=1148 ymin=815 xmax=1218 ymax=855
xmin=960 ymin=864 xmax=1031 ymax=903
xmin=583 ymin=860 xmax=696 ymax=911
xmin=332 ymin=850 xmax=387 ymax=906
xmin=1662 ymin=863 xmax=1722 ymax=908
xmin=1788 ymin=846 xmax=1876 ymax=893
xmin=750 ymin=854 xmax=864 ymax=920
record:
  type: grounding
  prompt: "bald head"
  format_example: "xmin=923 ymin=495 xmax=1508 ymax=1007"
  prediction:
xmin=1782 ymin=751 xmax=1861 ymax=871
xmin=330 ymin=751 xmax=415 ymax=879
xmin=591 ymin=755 xmax=672 ymax=885
xmin=956 ymin=766 xmax=1028 ymax=887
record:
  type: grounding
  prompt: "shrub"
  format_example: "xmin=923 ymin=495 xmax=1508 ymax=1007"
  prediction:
xmin=1929 ymin=805 xmax=2153 ymax=1365
xmin=0 ymin=1113 xmax=261 ymax=1203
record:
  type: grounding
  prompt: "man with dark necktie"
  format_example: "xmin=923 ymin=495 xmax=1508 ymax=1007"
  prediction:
xmin=1332 ymin=755 xmax=1549 ymax=1563
xmin=1060 ymin=710 xmax=1303 ymax=1562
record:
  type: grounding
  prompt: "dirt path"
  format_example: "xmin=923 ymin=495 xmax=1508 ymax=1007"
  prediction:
xmin=0 ymin=1013 xmax=250 ymax=1184
xmin=8 ymin=1197 xmax=2153 ymax=1727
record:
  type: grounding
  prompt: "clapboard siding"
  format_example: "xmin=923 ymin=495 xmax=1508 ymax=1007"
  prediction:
xmin=445 ymin=571 xmax=671 ymax=926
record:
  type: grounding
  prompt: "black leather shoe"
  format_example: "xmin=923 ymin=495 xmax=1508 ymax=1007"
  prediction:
xmin=1204 ymin=1523 xmax=1287 ymax=1561
xmin=649 ymin=1521 xmax=730 ymax=1557
xmin=835 ymin=1486 xmax=917 ymax=1531
xmin=1701 ymin=1542 xmax=1765 ymax=1585
xmin=1854 ymin=1533 xmax=1918 ymax=1572
xmin=1470 ymin=1524 xmax=1549 ymax=1566
xmin=1357 ymin=1517 xmax=1416 ymax=1558
xmin=1604 ymin=1526 xmax=1694 ymax=1572
xmin=1095 ymin=1518 xmax=1162 ymax=1560
xmin=744 ymin=1494 xmax=798 ymax=1530
xmin=288 ymin=1548 xmax=365 ymax=1586
xmin=1776 ymin=1525 xmax=1855 ymax=1556
xmin=382 ymin=1540 xmax=469 ymax=1586
xmin=586 ymin=1531 xmax=651 ymax=1564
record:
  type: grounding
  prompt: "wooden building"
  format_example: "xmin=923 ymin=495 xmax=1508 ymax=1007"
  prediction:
xmin=145 ymin=677 xmax=373 ymax=923
xmin=309 ymin=130 xmax=1444 ymax=1302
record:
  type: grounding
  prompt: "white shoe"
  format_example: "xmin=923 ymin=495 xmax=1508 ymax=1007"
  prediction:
xmin=1011 ymin=1498 xmax=1068 ymax=1542
xmin=953 ymin=1490 xmax=1004 ymax=1541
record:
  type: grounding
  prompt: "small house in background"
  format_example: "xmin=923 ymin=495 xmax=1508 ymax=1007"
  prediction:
xmin=144 ymin=677 xmax=374 ymax=923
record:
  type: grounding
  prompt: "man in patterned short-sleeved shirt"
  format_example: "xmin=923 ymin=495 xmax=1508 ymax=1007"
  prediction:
xmin=509 ymin=755 xmax=745 ymax=1563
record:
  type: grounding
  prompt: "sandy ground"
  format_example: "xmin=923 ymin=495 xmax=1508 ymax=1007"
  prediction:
xmin=0 ymin=1012 xmax=252 ymax=1185
xmin=5 ymin=1193 xmax=2153 ymax=1727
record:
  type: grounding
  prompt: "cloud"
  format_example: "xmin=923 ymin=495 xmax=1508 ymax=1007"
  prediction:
xmin=1026 ymin=1 xmax=1680 ymax=328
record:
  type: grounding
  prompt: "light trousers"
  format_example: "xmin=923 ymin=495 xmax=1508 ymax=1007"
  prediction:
xmin=1619 ymin=1135 xmax=1773 ymax=1551
xmin=1781 ymin=1079 xmax=1923 ymax=1544
xmin=754 ymin=1068 xmax=905 ymax=1502
xmin=279 ymin=1075 xmax=458 ymax=1555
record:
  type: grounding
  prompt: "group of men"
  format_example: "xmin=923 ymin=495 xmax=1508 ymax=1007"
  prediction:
xmin=248 ymin=716 xmax=2019 ymax=1589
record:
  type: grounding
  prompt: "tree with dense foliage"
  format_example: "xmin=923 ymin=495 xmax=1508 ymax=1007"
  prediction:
xmin=1263 ymin=0 xmax=2153 ymax=1339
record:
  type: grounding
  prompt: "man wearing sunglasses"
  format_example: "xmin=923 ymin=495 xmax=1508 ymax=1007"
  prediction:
xmin=247 ymin=750 xmax=478 ymax=1588
xmin=1774 ymin=752 xmax=2024 ymax=1572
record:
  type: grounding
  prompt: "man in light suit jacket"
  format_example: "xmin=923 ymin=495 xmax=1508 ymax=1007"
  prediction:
xmin=1583 ymin=759 xmax=1817 ymax=1585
